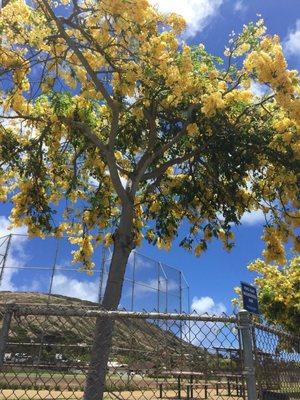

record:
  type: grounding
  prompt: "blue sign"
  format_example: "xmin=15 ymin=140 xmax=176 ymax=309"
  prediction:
xmin=241 ymin=282 xmax=260 ymax=315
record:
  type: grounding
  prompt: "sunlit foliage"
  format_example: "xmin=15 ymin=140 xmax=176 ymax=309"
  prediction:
xmin=0 ymin=0 xmax=299 ymax=271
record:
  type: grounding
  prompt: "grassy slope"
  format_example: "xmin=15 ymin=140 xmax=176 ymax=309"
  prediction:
xmin=0 ymin=291 xmax=197 ymax=366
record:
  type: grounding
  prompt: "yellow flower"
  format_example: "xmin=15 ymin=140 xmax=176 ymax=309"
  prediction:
xmin=157 ymin=237 xmax=171 ymax=251
xmin=201 ymin=92 xmax=226 ymax=117
xmin=235 ymin=42 xmax=251 ymax=56
xmin=104 ymin=233 xmax=114 ymax=247
xmin=186 ymin=123 xmax=199 ymax=136
xmin=195 ymin=243 xmax=205 ymax=256
xmin=149 ymin=200 xmax=160 ymax=213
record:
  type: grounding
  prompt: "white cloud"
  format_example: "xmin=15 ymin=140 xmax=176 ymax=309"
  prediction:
xmin=250 ymin=81 xmax=268 ymax=97
xmin=88 ymin=176 xmax=99 ymax=187
xmin=90 ymin=173 xmax=127 ymax=189
xmin=0 ymin=216 xmax=103 ymax=299
xmin=191 ymin=296 xmax=226 ymax=315
xmin=120 ymin=176 xmax=128 ymax=188
xmin=0 ymin=216 xmax=27 ymax=248
xmin=150 ymin=0 xmax=223 ymax=37
xmin=128 ymin=251 xmax=158 ymax=271
xmin=183 ymin=296 xmax=238 ymax=348
xmin=284 ymin=20 xmax=300 ymax=59
xmin=51 ymin=273 xmax=99 ymax=302
xmin=233 ymin=0 xmax=247 ymax=13
xmin=0 ymin=216 xmax=28 ymax=291
xmin=240 ymin=210 xmax=266 ymax=226
xmin=133 ymin=278 xmax=179 ymax=297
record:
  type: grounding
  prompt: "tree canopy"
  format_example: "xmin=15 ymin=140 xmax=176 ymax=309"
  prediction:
xmin=234 ymin=257 xmax=300 ymax=335
xmin=0 ymin=0 xmax=299 ymax=270
xmin=1 ymin=2 xmax=300 ymax=398
xmin=246 ymin=257 xmax=299 ymax=335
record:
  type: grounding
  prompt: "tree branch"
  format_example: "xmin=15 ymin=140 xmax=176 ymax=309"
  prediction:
xmin=142 ymin=147 xmax=204 ymax=182
xmin=68 ymin=120 xmax=129 ymax=204
xmin=130 ymin=108 xmax=158 ymax=194
xmin=234 ymin=94 xmax=275 ymax=125
xmin=150 ymin=103 xmax=200 ymax=162
xmin=38 ymin=0 xmax=117 ymax=111
xmin=61 ymin=17 xmax=123 ymax=74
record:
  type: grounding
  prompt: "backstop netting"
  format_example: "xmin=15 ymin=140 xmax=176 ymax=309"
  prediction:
xmin=0 ymin=234 xmax=189 ymax=312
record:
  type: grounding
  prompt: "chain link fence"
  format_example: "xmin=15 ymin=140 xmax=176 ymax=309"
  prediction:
xmin=0 ymin=303 xmax=299 ymax=400
xmin=252 ymin=322 xmax=300 ymax=400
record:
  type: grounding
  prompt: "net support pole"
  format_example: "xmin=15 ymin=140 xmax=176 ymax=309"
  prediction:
xmin=98 ymin=246 xmax=106 ymax=304
xmin=0 ymin=302 xmax=14 ymax=368
xmin=131 ymin=252 xmax=136 ymax=311
xmin=0 ymin=234 xmax=12 ymax=288
xmin=179 ymin=271 xmax=183 ymax=339
xmin=238 ymin=310 xmax=257 ymax=400
xmin=157 ymin=261 xmax=160 ymax=312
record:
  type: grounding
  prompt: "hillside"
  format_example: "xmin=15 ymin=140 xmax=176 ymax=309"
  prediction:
xmin=0 ymin=291 xmax=100 ymax=306
xmin=0 ymin=291 xmax=198 ymax=369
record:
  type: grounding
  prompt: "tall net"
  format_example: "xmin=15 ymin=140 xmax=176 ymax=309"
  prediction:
xmin=0 ymin=235 xmax=189 ymax=312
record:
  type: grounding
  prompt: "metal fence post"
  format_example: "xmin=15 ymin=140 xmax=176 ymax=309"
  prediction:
xmin=0 ymin=302 xmax=14 ymax=368
xmin=0 ymin=234 xmax=12 ymax=288
xmin=238 ymin=310 xmax=257 ymax=400
xmin=131 ymin=252 xmax=136 ymax=311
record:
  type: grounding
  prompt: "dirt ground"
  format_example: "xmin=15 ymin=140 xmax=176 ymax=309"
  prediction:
xmin=0 ymin=388 xmax=245 ymax=400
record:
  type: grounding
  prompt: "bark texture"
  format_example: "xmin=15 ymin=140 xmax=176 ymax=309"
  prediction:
xmin=84 ymin=206 xmax=134 ymax=400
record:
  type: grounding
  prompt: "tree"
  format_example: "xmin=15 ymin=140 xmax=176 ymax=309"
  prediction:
xmin=234 ymin=257 xmax=299 ymax=353
xmin=248 ymin=256 xmax=300 ymax=335
xmin=0 ymin=0 xmax=299 ymax=398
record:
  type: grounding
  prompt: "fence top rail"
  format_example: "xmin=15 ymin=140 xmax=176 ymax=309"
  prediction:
xmin=253 ymin=321 xmax=300 ymax=341
xmin=3 ymin=303 xmax=299 ymax=340
xmin=0 ymin=302 xmax=237 ymax=323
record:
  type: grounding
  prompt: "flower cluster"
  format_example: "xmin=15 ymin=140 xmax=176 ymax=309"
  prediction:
xmin=244 ymin=36 xmax=300 ymax=123
xmin=0 ymin=0 xmax=299 ymax=271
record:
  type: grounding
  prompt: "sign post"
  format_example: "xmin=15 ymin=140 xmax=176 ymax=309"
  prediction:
xmin=238 ymin=310 xmax=258 ymax=400
xmin=241 ymin=282 xmax=259 ymax=315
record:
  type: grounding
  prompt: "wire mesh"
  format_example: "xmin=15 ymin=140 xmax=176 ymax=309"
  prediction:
xmin=1 ymin=304 xmax=300 ymax=400
xmin=0 ymin=235 xmax=189 ymax=313
xmin=253 ymin=322 xmax=300 ymax=400
xmin=0 ymin=304 xmax=247 ymax=400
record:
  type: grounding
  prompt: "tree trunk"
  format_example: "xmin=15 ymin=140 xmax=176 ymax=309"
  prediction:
xmin=83 ymin=206 xmax=134 ymax=400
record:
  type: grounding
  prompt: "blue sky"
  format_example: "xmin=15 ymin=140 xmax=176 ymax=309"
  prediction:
xmin=0 ymin=0 xmax=299 ymax=315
